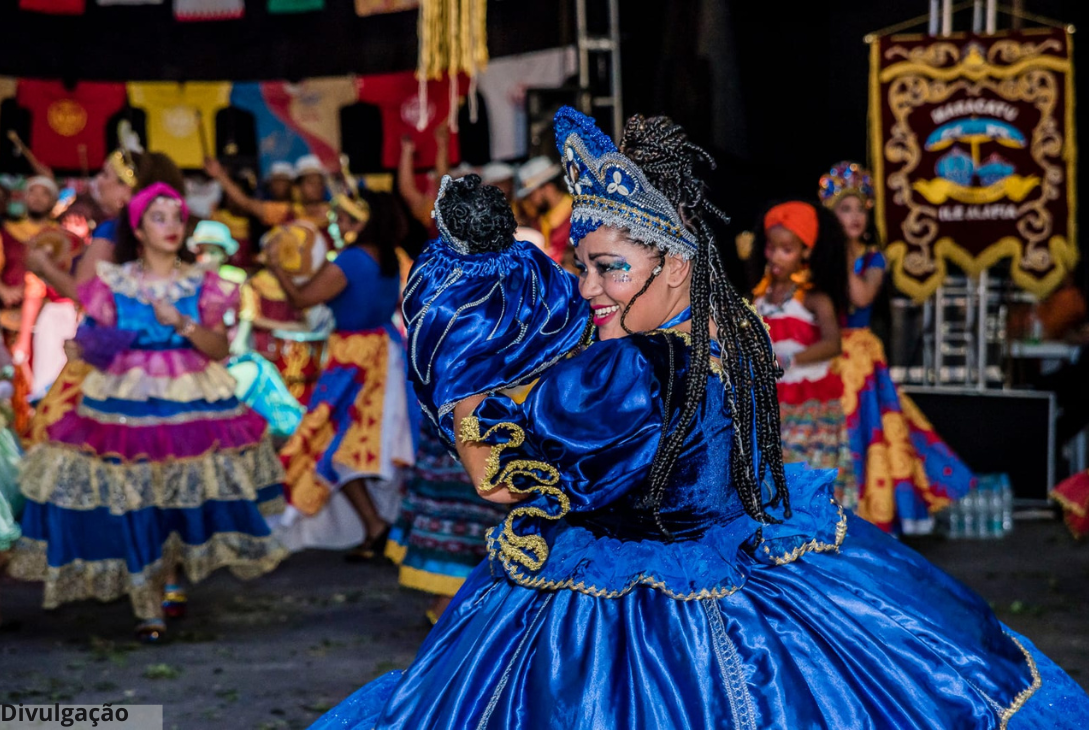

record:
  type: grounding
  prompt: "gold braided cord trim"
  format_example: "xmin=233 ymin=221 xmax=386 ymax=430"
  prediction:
xmin=490 ymin=531 xmax=745 ymax=601
xmin=9 ymin=532 xmax=287 ymax=620
xmin=81 ymin=365 xmax=237 ymax=404
xmin=997 ymin=634 xmax=1043 ymax=730
xmin=760 ymin=499 xmax=849 ymax=566
xmin=20 ymin=437 xmax=284 ymax=515
xmin=459 ymin=416 xmax=568 ymax=571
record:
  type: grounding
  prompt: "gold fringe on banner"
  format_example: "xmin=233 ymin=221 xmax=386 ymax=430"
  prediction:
xmin=416 ymin=0 xmax=488 ymax=132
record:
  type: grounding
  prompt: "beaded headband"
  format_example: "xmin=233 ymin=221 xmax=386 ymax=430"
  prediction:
xmin=106 ymin=149 xmax=137 ymax=189
xmin=554 ymin=106 xmax=698 ymax=259
xmin=818 ymin=161 xmax=874 ymax=210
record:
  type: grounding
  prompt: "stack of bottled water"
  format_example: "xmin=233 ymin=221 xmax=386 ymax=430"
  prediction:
xmin=940 ymin=474 xmax=1014 ymax=539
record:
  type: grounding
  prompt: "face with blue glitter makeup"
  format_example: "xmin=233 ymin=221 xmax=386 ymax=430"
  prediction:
xmin=575 ymin=225 xmax=692 ymax=341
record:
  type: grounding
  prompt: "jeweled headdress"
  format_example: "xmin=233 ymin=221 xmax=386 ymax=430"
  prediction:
xmin=404 ymin=174 xmax=592 ymax=446
xmin=554 ymin=106 xmax=698 ymax=258
xmin=818 ymin=161 xmax=874 ymax=209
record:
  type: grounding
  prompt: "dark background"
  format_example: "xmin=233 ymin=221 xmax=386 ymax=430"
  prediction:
xmin=0 ymin=0 xmax=1083 ymax=282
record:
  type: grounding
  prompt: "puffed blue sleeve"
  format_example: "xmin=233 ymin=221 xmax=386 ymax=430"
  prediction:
xmin=461 ymin=335 xmax=671 ymax=573
xmin=467 ymin=336 xmax=665 ymax=511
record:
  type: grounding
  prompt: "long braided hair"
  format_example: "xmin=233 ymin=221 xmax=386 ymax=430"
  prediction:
xmin=617 ymin=115 xmax=789 ymax=534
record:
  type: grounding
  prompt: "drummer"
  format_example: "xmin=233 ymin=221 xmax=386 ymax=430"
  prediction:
xmin=232 ymin=221 xmax=333 ymax=405
xmin=206 ymin=155 xmax=332 ymax=237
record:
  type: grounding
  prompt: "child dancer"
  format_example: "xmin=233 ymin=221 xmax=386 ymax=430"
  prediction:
xmin=752 ymin=201 xmax=857 ymax=507
xmin=10 ymin=183 xmax=285 ymax=643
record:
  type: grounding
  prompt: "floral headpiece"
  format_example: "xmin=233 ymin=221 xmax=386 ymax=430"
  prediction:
xmin=554 ymin=106 xmax=698 ymax=258
xmin=818 ymin=161 xmax=874 ymax=209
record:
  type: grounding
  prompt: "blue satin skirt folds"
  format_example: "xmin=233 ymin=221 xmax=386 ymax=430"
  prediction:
xmin=310 ymin=467 xmax=1089 ymax=729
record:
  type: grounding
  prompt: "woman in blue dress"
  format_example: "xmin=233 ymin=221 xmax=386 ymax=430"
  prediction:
xmin=819 ymin=161 xmax=976 ymax=535
xmin=271 ymin=191 xmax=415 ymax=558
xmin=310 ymin=112 xmax=1089 ymax=728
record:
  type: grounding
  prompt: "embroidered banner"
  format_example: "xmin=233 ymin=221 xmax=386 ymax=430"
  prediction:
xmin=869 ymin=29 xmax=1077 ymax=300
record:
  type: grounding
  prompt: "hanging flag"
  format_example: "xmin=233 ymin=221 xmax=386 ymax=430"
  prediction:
xmin=19 ymin=0 xmax=85 ymax=13
xmin=357 ymin=71 xmax=465 ymax=169
xmin=478 ymin=47 xmax=576 ymax=161
xmin=267 ymin=0 xmax=323 ymax=13
xmin=174 ymin=0 xmax=243 ymax=20
xmin=354 ymin=0 xmax=416 ymax=17
xmin=127 ymin=81 xmax=231 ymax=168
xmin=17 ymin=80 xmax=127 ymax=171
xmin=231 ymin=77 xmax=356 ymax=175
xmin=870 ymin=28 xmax=1077 ymax=300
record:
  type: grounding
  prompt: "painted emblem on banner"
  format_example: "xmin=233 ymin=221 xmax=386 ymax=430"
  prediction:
xmin=163 ymin=106 xmax=198 ymax=139
xmin=47 ymin=99 xmax=88 ymax=137
xmin=869 ymin=29 xmax=1077 ymax=300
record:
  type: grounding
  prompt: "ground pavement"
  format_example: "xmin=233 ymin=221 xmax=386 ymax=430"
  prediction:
xmin=1 ymin=519 xmax=1086 ymax=730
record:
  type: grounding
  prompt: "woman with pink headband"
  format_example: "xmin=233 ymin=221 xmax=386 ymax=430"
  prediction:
xmin=10 ymin=183 xmax=286 ymax=643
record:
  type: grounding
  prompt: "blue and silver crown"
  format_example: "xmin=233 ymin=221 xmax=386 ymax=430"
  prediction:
xmin=554 ymin=106 xmax=698 ymax=258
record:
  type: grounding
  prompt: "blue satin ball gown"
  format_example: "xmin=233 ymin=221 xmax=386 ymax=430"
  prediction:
xmin=311 ymin=331 xmax=1089 ymax=729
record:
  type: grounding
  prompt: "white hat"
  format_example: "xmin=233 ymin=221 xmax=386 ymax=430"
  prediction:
xmin=516 ymin=156 xmax=563 ymax=199
xmin=480 ymin=162 xmax=515 ymax=185
xmin=26 ymin=175 xmax=59 ymax=199
xmin=268 ymin=162 xmax=294 ymax=180
xmin=187 ymin=220 xmax=240 ymax=257
xmin=293 ymin=155 xmax=326 ymax=179
xmin=449 ymin=162 xmax=476 ymax=180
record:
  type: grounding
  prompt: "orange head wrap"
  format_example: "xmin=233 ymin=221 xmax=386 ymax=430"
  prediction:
xmin=764 ymin=202 xmax=819 ymax=248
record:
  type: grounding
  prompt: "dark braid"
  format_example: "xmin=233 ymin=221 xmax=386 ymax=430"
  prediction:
xmin=619 ymin=115 xmax=789 ymax=531
xmin=619 ymin=250 xmax=664 ymax=335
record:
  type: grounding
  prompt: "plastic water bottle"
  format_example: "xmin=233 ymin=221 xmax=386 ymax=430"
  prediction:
xmin=962 ymin=490 xmax=977 ymax=539
xmin=1001 ymin=478 xmax=1014 ymax=535
xmin=1027 ymin=305 xmax=1044 ymax=344
xmin=989 ymin=481 xmax=1005 ymax=537
xmin=948 ymin=496 xmax=964 ymax=538
xmin=976 ymin=484 xmax=991 ymax=539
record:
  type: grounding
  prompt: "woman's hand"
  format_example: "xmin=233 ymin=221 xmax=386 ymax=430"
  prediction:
xmin=152 ymin=299 xmax=183 ymax=328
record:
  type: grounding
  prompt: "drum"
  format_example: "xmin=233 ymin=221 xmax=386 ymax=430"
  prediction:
xmin=261 ymin=222 xmax=329 ymax=284
xmin=29 ymin=227 xmax=84 ymax=271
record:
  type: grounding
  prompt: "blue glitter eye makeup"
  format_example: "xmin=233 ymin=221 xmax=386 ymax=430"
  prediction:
xmin=596 ymin=259 xmax=632 ymax=283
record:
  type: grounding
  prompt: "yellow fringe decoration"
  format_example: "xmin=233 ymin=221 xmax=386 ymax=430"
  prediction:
xmin=416 ymin=0 xmax=488 ymax=132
